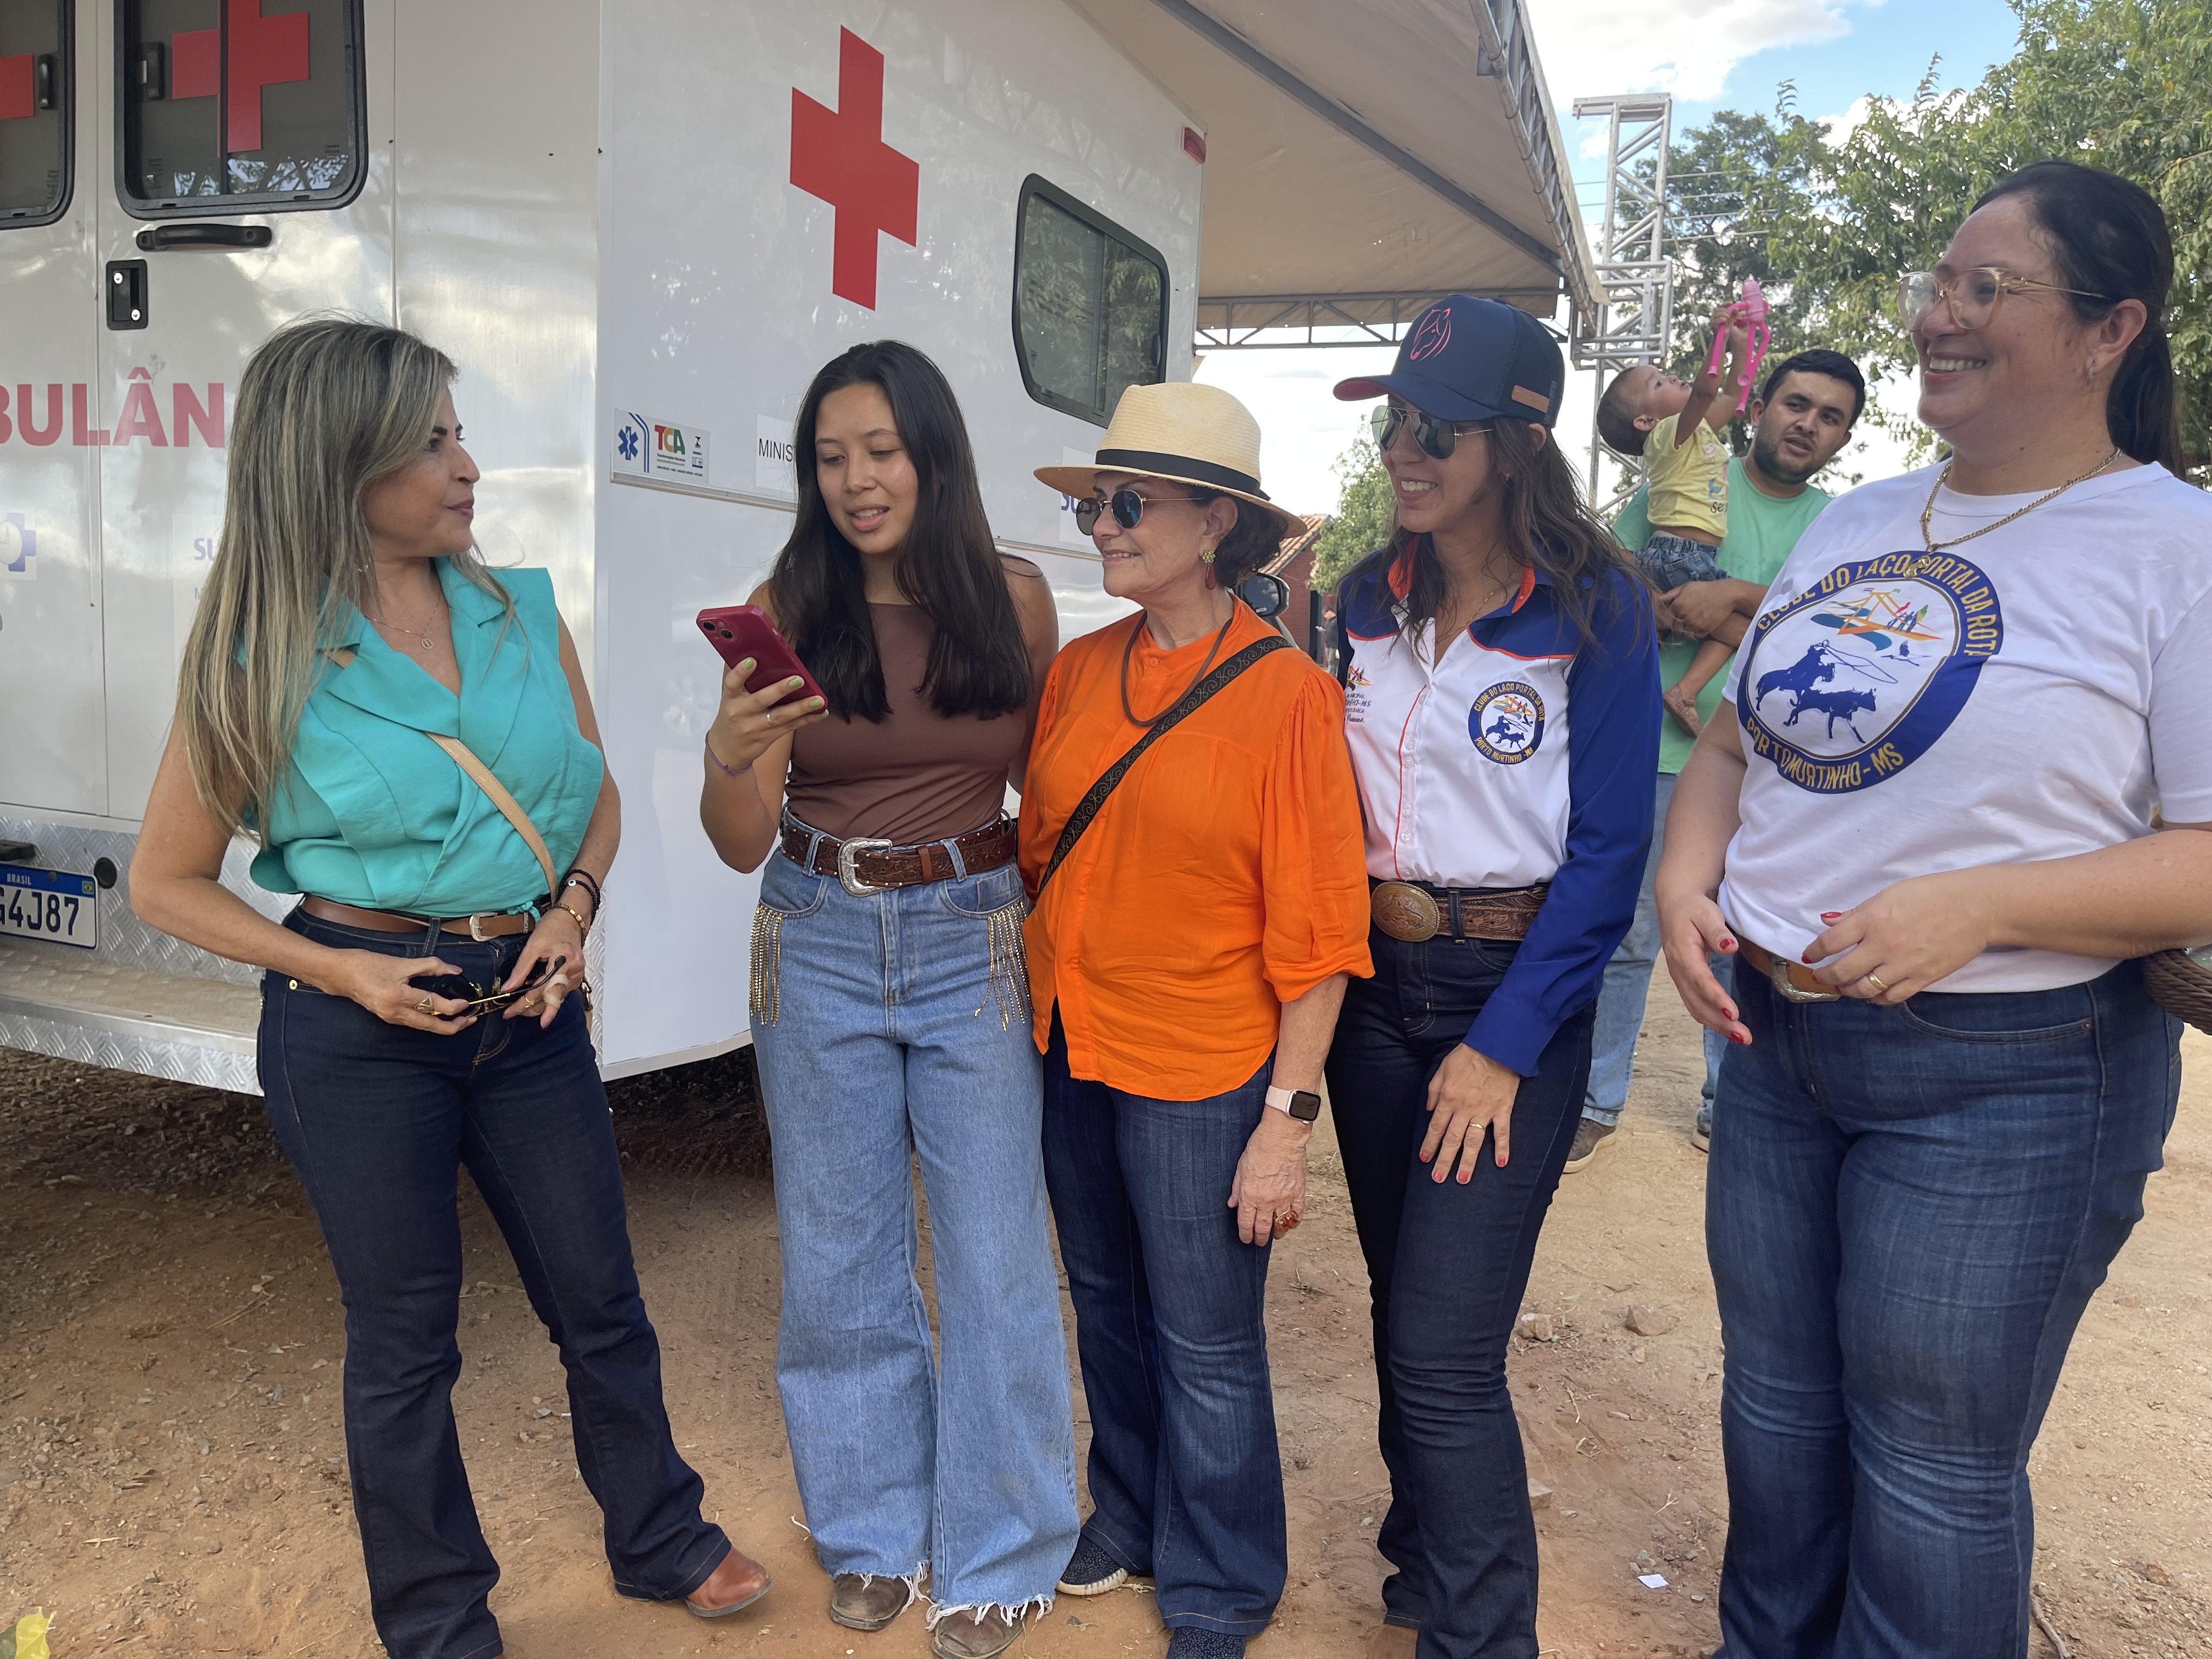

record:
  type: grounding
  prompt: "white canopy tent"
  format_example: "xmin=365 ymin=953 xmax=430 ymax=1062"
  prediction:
xmin=1071 ymin=0 xmax=1599 ymax=345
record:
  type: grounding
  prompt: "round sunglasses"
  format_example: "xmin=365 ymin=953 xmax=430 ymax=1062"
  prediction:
xmin=1073 ymin=487 xmax=1203 ymax=534
xmin=1370 ymin=403 xmax=1491 ymax=461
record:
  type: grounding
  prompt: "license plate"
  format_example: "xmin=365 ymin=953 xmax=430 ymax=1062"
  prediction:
xmin=0 ymin=866 xmax=98 ymax=950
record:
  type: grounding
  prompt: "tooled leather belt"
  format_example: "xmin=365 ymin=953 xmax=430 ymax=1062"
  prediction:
xmin=780 ymin=812 xmax=1018 ymax=898
xmin=1369 ymin=878 xmax=1549 ymax=943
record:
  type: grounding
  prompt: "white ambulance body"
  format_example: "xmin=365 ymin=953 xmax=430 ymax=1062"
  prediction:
xmin=0 ymin=0 xmax=1592 ymax=1091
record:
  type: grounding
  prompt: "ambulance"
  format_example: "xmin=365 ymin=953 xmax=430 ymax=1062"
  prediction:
xmin=0 ymin=0 xmax=1594 ymax=1091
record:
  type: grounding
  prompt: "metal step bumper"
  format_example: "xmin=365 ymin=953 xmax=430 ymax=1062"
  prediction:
xmin=0 ymin=938 xmax=261 ymax=1094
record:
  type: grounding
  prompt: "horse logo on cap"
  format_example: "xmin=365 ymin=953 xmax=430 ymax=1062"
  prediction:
xmin=1407 ymin=307 xmax=1452 ymax=363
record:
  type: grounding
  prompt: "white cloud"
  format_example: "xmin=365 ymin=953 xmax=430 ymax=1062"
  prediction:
xmin=1528 ymin=0 xmax=1854 ymax=105
xmin=1819 ymin=94 xmax=1875 ymax=144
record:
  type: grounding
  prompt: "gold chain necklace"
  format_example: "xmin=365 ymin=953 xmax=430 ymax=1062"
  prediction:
xmin=1919 ymin=447 xmax=2120 ymax=552
xmin=369 ymin=595 xmax=449 ymax=653
xmin=1119 ymin=604 xmax=1236 ymax=729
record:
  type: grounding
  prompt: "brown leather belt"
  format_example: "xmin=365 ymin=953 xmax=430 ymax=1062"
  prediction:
xmin=780 ymin=814 xmax=1018 ymax=897
xmin=300 ymin=895 xmax=537 ymax=940
xmin=1737 ymin=937 xmax=1842 ymax=1003
xmin=1369 ymin=878 xmax=1548 ymax=943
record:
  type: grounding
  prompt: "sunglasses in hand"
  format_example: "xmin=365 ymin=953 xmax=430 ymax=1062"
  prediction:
xmin=415 ymin=955 xmax=561 ymax=1014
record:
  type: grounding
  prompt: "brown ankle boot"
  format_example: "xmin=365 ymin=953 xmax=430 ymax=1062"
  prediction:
xmin=829 ymin=1572 xmax=913 ymax=1632
xmin=932 ymin=1605 xmax=1028 ymax=1659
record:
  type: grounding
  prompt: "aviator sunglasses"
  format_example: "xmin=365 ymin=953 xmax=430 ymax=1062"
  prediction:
xmin=1371 ymin=403 xmax=1491 ymax=461
xmin=1074 ymin=487 xmax=1202 ymax=534
xmin=414 ymin=955 xmax=560 ymax=1014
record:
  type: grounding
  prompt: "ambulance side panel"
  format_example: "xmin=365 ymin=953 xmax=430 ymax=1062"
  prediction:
xmin=592 ymin=0 xmax=1199 ymax=1072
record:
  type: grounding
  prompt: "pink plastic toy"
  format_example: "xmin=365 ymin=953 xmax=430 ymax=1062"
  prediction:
xmin=1705 ymin=277 xmax=1771 ymax=415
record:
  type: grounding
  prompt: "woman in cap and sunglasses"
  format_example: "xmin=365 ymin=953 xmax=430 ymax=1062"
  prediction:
xmin=1023 ymin=381 xmax=1372 ymax=1659
xmin=1658 ymin=162 xmax=2212 ymax=1655
xmin=131 ymin=319 xmax=768 ymax=1659
xmin=1324 ymin=295 xmax=1660 ymax=1658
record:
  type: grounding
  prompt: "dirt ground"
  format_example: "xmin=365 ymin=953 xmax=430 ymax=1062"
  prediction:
xmin=2 ymin=985 xmax=2206 ymax=1659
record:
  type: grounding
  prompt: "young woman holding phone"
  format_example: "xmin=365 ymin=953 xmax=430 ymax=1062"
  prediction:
xmin=697 ymin=340 xmax=1069 ymax=1659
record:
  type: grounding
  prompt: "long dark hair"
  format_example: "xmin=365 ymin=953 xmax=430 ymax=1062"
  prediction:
xmin=1974 ymin=161 xmax=2183 ymax=473
xmin=769 ymin=341 xmax=1030 ymax=721
xmin=1348 ymin=421 xmax=1644 ymax=649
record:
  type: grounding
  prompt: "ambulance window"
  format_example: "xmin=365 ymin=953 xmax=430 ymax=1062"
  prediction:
xmin=118 ymin=0 xmax=363 ymax=215
xmin=0 ymin=1 xmax=71 ymax=228
xmin=1014 ymin=177 xmax=1167 ymax=425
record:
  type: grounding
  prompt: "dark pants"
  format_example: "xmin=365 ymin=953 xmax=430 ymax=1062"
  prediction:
xmin=1040 ymin=1015 xmax=1283 ymax=1639
xmin=1325 ymin=929 xmax=1594 ymax=1659
xmin=1708 ymin=958 xmax=2180 ymax=1658
xmin=258 ymin=911 xmax=729 ymax=1659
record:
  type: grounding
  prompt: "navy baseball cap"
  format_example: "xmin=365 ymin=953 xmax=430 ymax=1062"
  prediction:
xmin=1334 ymin=295 xmax=1565 ymax=427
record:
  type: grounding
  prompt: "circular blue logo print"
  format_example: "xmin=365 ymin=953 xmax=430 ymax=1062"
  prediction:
xmin=1738 ymin=549 xmax=2004 ymax=793
xmin=1470 ymin=680 xmax=1545 ymax=764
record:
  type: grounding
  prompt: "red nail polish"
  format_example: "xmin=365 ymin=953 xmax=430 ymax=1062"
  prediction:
xmin=1730 ymin=1031 xmax=1750 ymax=1046
xmin=1802 ymin=949 xmax=1818 ymax=964
xmin=1720 ymin=938 xmax=1736 ymax=951
xmin=1820 ymin=912 xmax=1842 ymax=923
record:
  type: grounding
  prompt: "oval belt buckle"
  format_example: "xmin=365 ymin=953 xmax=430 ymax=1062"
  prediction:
xmin=1371 ymin=881 xmax=1443 ymax=943
xmin=837 ymin=837 xmax=894 ymax=898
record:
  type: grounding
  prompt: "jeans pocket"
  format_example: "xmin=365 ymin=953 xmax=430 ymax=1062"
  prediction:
xmin=1893 ymin=992 xmax=2097 ymax=1046
xmin=934 ymin=861 xmax=1025 ymax=918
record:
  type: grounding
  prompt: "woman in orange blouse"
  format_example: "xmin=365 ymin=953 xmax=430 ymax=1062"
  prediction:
xmin=1022 ymin=383 xmax=1371 ymax=1659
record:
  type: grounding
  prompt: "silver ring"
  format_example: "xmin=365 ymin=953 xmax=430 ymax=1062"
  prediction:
xmin=764 ymin=708 xmax=776 ymax=726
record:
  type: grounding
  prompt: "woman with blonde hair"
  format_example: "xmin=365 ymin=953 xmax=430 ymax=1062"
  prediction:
xmin=132 ymin=318 xmax=768 ymax=1658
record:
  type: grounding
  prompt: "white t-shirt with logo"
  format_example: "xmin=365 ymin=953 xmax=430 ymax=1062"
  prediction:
xmin=1720 ymin=462 xmax=2212 ymax=993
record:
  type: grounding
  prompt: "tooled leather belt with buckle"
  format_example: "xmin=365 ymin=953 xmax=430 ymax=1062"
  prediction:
xmin=780 ymin=813 xmax=1019 ymax=898
xmin=1369 ymin=878 xmax=1549 ymax=944
xmin=1737 ymin=938 xmax=1842 ymax=1003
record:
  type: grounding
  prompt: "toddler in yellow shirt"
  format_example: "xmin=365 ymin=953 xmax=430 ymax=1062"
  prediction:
xmin=1598 ymin=306 xmax=1754 ymax=735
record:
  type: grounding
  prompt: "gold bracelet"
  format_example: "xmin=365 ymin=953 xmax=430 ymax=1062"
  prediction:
xmin=555 ymin=903 xmax=591 ymax=934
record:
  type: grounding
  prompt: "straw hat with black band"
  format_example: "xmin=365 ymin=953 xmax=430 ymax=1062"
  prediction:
xmin=1036 ymin=381 xmax=1301 ymax=547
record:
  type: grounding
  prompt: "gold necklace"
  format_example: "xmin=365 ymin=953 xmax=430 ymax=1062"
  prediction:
xmin=369 ymin=598 xmax=448 ymax=653
xmin=1920 ymin=447 xmax=2120 ymax=552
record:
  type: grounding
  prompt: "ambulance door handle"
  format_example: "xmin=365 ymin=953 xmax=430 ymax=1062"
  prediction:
xmin=134 ymin=224 xmax=274 ymax=252
xmin=106 ymin=261 xmax=149 ymax=330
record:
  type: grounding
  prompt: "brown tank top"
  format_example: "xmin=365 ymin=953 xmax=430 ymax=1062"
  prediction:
xmin=784 ymin=602 xmax=1031 ymax=844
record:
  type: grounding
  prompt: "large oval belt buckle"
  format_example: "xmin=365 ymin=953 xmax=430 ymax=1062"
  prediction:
xmin=1371 ymin=881 xmax=1443 ymax=943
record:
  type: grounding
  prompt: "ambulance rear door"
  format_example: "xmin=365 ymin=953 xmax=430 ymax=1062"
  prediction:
xmin=1 ymin=0 xmax=103 ymax=817
xmin=95 ymin=0 xmax=395 ymax=814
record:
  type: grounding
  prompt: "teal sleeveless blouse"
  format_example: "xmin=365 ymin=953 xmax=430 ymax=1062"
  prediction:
xmin=251 ymin=562 xmax=604 ymax=916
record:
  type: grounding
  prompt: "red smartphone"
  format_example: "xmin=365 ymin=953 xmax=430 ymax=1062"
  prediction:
xmin=695 ymin=605 xmax=827 ymax=706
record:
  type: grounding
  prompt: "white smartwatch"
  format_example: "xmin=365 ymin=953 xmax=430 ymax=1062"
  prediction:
xmin=1265 ymin=1085 xmax=1323 ymax=1122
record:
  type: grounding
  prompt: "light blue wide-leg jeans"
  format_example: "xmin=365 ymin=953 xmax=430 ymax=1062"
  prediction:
xmin=748 ymin=845 xmax=1077 ymax=1622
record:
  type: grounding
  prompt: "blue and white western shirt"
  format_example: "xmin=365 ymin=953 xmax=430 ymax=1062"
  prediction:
xmin=1338 ymin=545 xmax=1661 ymax=1074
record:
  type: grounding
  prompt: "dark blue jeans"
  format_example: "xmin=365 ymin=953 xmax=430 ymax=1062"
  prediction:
xmin=1708 ymin=958 xmax=2181 ymax=1658
xmin=258 ymin=911 xmax=730 ymax=1659
xmin=1040 ymin=1016 xmax=1283 ymax=1639
xmin=1325 ymin=929 xmax=1594 ymax=1659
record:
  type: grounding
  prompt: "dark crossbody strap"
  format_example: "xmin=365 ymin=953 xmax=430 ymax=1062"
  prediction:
xmin=1036 ymin=633 xmax=1290 ymax=895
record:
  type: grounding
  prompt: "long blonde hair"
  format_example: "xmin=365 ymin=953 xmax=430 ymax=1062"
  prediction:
xmin=175 ymin=318 xmax=514 ymax=840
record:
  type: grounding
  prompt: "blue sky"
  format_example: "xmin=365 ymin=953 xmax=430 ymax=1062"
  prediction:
xmin=1201 ymin=0 xmax=2033 ymax=513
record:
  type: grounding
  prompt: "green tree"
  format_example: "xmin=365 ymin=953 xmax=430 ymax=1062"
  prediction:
xmin=1663 ymin=0 xmax=2211 ymax=475
xmin=1310 ymin=433 xmax=1398 ymax=591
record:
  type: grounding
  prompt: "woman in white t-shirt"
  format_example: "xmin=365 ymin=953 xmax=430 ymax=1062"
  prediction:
xmin=1657 ymin=160 xmax=2212 ymax=1654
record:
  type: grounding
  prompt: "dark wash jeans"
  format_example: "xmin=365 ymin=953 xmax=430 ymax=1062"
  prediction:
xmin=1040 ymin=1015 xmax=1284 ymax=1638
xmin=258 ymin=910 xmax=729 ymax=1659
xmin=1325 ymin=928 xmax=1594 ymax=1659
xmin=1708 ymin=958 xmax=2180 ymax=1659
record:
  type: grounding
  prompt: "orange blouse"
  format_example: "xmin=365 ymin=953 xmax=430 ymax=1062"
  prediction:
xmin=1019 ymin=603 xmax=1373 ymax=1100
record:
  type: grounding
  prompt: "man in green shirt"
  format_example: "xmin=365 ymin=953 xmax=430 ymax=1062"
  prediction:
xmin=1567 ymin=351 xmax=1865 ymax=1170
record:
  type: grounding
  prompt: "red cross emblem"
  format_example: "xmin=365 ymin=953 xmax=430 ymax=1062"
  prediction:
xmin=789 ymin=29 xmax=919 ymax=310
xmin=0 ymin=53 xmax=34 ymax=125
xmin=172 ymin=0 xmax=311 ymax=155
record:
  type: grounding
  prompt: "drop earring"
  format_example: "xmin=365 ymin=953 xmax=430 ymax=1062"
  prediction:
xmin=1200 ymin=545 xmax=1217 ymax=563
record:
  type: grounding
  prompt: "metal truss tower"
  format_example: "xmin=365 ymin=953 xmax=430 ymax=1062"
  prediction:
xmin=1570 ymin=94 xmax=1675 ymax=511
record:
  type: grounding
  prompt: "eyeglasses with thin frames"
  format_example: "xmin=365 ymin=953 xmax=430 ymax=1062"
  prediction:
xmin=1371 ymin=403 xmax=1491 ymax=461
xmin=1074 ymin=487 xmax=1202 ymax=534
xmin=1896 ymin=267 xmax=2108 ymax=331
